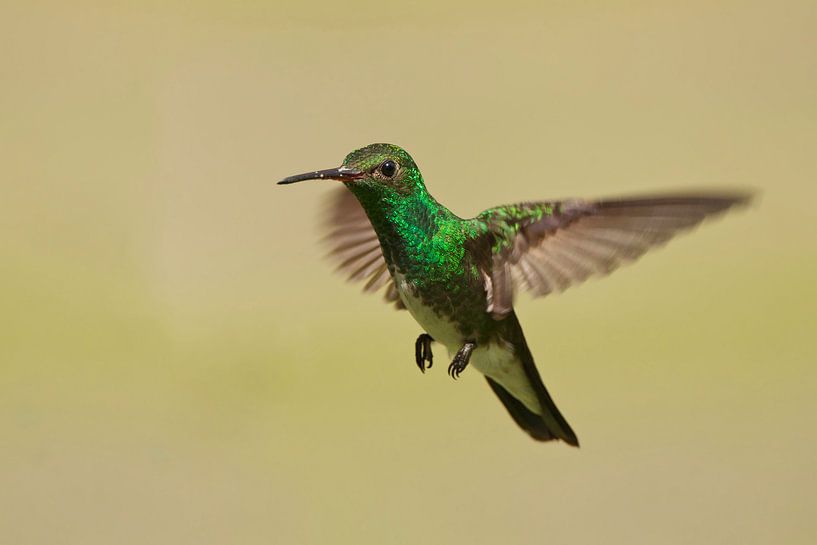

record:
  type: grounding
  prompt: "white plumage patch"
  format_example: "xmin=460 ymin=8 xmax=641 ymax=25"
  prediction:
xmin=470 ymin=342 xmax=542 ymax=415
xmin=395 ymin=271 xmax=542 ymax=416
xmin=394 ymin=272 xmax=462 ymax=349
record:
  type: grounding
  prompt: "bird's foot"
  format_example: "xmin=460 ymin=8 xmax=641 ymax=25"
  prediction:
xmin=448 ymin=341 xmax=476 ymax=380
xmin=415 ymin=333 xmax=434 ymax=373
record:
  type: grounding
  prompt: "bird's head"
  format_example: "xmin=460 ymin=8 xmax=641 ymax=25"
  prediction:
xmin=278 ymin=143 xmax=425 ymax=198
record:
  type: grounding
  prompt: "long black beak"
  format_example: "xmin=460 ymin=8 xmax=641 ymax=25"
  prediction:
xmin=278 ymin=166 xmax=364 ymax=185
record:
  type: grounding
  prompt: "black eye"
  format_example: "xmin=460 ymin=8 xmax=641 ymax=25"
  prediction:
xmin=379 ymin=160 xmax=397 ymax=178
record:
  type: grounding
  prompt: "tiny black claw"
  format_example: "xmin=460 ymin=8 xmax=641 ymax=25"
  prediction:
xmin=414 ymin=333 xmax=434 ymax=373
xmin=448 ymin=341 xmax=475 ymax=381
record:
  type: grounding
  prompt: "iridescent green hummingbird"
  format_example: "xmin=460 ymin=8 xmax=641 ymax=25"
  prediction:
xmin=279 ymin=143 xmax=749 ymax=446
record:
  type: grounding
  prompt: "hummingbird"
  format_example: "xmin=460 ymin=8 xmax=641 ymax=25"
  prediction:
xmin=278 ymin=143 xmax=749 ymax=446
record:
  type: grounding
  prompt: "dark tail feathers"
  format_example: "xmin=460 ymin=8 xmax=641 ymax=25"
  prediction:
xmin=486 ymin=376 xmax=579 ymax=446
xmin=486 ymin=316 xmax=579 ymax=446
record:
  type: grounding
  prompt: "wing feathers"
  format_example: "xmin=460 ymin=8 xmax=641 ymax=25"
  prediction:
xmin=323 ymin=187 xmax=405 ymax=310
xmin=322 ymin=186 xmax=748 ymax=317
xmin=481 ymin=192 xmax=750 ymax=318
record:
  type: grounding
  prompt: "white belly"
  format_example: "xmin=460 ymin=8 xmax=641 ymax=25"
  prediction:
xmin=394 ymin=274 xmax=463 ymax=349
xmin=395 ymin=273 xmax=542 ymax=415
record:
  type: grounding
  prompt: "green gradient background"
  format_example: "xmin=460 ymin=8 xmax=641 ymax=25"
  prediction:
xmin=2 ymin=2 xmax=816 ymax=543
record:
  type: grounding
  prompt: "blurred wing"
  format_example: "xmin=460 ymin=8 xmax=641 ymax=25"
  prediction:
xmin=323 ymin=187 xmax=405 ymax=310
xmin=478 ymin=192 xmax=751 ymax=318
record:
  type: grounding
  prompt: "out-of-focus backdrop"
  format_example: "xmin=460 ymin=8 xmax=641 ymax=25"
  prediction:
xmin=2 ymin=1 xmax=816 ymax=543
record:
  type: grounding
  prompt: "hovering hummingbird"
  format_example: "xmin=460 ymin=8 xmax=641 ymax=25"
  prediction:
xmin=278 ymin=143 xmax=749 ymax=446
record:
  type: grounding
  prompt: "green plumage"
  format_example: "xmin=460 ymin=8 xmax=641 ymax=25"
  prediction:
xmin=279 ymin=142 xmax=750 ymax=445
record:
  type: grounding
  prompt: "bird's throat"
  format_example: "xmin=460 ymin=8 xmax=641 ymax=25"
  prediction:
xmin=346 ymin=182 xmax=454 ymax=272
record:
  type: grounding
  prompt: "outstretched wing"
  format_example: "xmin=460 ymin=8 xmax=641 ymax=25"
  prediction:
xmin=323 ymin=187 xmax=405 ymax=309
xmin=477 ymin=192 xmax=751 ymax=318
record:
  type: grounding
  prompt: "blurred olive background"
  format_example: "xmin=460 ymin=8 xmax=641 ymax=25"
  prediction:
xmin=2 ymin=1 xmax=816 ymax=544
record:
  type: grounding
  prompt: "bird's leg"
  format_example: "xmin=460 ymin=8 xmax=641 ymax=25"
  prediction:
xmin=448 ymin=341 xmax=476 ymax=380
xmin=414 ymin=333 xmax=434 ymax=373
